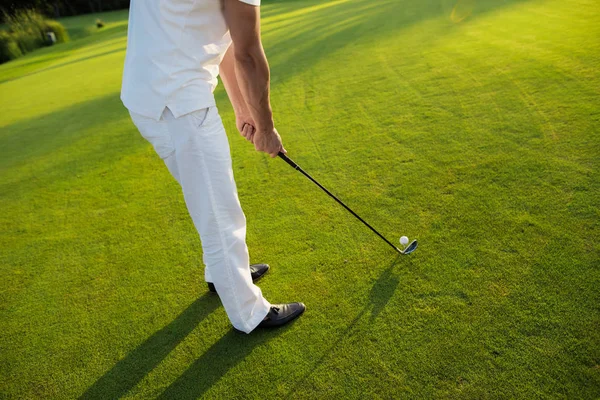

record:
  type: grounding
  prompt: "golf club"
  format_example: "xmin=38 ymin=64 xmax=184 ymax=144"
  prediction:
xmin=278 ymin=152 xmax=418 ymax=255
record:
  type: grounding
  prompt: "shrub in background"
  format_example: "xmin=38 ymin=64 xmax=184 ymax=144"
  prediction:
xmin=0 ymin=30 xmax=23 ymax=63
xmin=3 ymin=9 xmax=46 ymax=33
xmin=14 ymin=31 xmax=41 ymax=53
xmin=3 ymin=10 xmax=44 ymax=53
xmin=0 ymin=9 xmax=69 ymax=64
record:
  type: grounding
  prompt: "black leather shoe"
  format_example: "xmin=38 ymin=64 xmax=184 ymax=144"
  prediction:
xmin=207 ymin=263 xmax=270 ymax=293
xmin=257 ymin=303 xmax=306 ymax=328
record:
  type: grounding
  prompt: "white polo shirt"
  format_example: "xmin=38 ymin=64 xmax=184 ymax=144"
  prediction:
xmin=121 ymin=0 xmax=260 ymax=121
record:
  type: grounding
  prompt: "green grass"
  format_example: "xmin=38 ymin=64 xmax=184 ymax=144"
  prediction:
xmin=1 ymin=0 xmax=599 ymax=398
xmin=58 ymin=9 xmax=130 ymax=40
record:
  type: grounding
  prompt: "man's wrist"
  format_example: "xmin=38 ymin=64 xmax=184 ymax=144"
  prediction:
xmin=233 ymin=104 xmax=249 ymax=117
xmin=256 ymin=121 xmax=274 ymax=133
xmin=256 ymin=109 xmax=274 ymax=132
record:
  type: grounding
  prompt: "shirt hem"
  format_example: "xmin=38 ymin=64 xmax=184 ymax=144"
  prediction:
xmin=121 ymin=95 xmax=217 ymax=121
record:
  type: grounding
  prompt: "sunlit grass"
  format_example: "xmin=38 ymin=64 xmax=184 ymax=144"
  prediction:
xmin=1 ymin=0 xmax=598 ymax=398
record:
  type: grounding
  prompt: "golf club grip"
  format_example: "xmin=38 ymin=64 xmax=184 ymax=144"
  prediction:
xmin=278 ymin=152 xmax=299 ymax=169
xmin=277 ymin=152 xmax=402 ymax=254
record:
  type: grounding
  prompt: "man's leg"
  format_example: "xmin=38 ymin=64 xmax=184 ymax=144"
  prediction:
xmin=129 ymin=107 xmax=270 ymax=334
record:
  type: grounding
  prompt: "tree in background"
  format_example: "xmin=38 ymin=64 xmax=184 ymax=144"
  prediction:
xmin=0 ymin=0 xmax=130 ymax=19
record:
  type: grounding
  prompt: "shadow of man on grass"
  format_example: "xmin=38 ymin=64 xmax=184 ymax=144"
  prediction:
xmin=80 ymin=292 xmax=283 ymax=400
xmin=79 ymin=293 xmax=221 ymax=399
xmin=157 ymin=326 xmax=283 ymax=399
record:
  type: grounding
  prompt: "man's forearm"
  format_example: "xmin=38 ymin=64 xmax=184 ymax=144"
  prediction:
xmin=220 ymin=44 xmax=249 ymax=116
xmin=233 ymin=44 xmax=274 ymax=132
xmin=221 ymin=0 xmax=283 ymax=157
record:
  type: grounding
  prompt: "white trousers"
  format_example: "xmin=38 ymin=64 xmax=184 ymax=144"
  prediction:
xmin=129 ymin=106 xmax=270 ymax=333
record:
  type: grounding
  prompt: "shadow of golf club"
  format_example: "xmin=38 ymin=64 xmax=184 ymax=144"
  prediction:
xmin=285 ymin=255 xmax=403 ymax=398
xmin=368 ymin=255 xmax=402 ymax=321
xmin=79 ymin=292 xmax=220 ymax=400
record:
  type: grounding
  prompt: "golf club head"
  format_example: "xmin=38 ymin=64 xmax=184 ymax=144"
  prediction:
xmin=401 ymin=240 xmax=418 ymax=255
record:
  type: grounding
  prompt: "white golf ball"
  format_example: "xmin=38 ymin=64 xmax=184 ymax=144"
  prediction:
xmin=400 ymin=236 xmax=409 ymax=245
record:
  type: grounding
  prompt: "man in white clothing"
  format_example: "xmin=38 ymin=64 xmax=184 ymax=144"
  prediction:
xmin=121 ymin=0 xmax=305 ymax=333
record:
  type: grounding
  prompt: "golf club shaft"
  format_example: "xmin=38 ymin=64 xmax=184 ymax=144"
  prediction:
xmin=278 ymin=152 xmax=402 ymax=254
